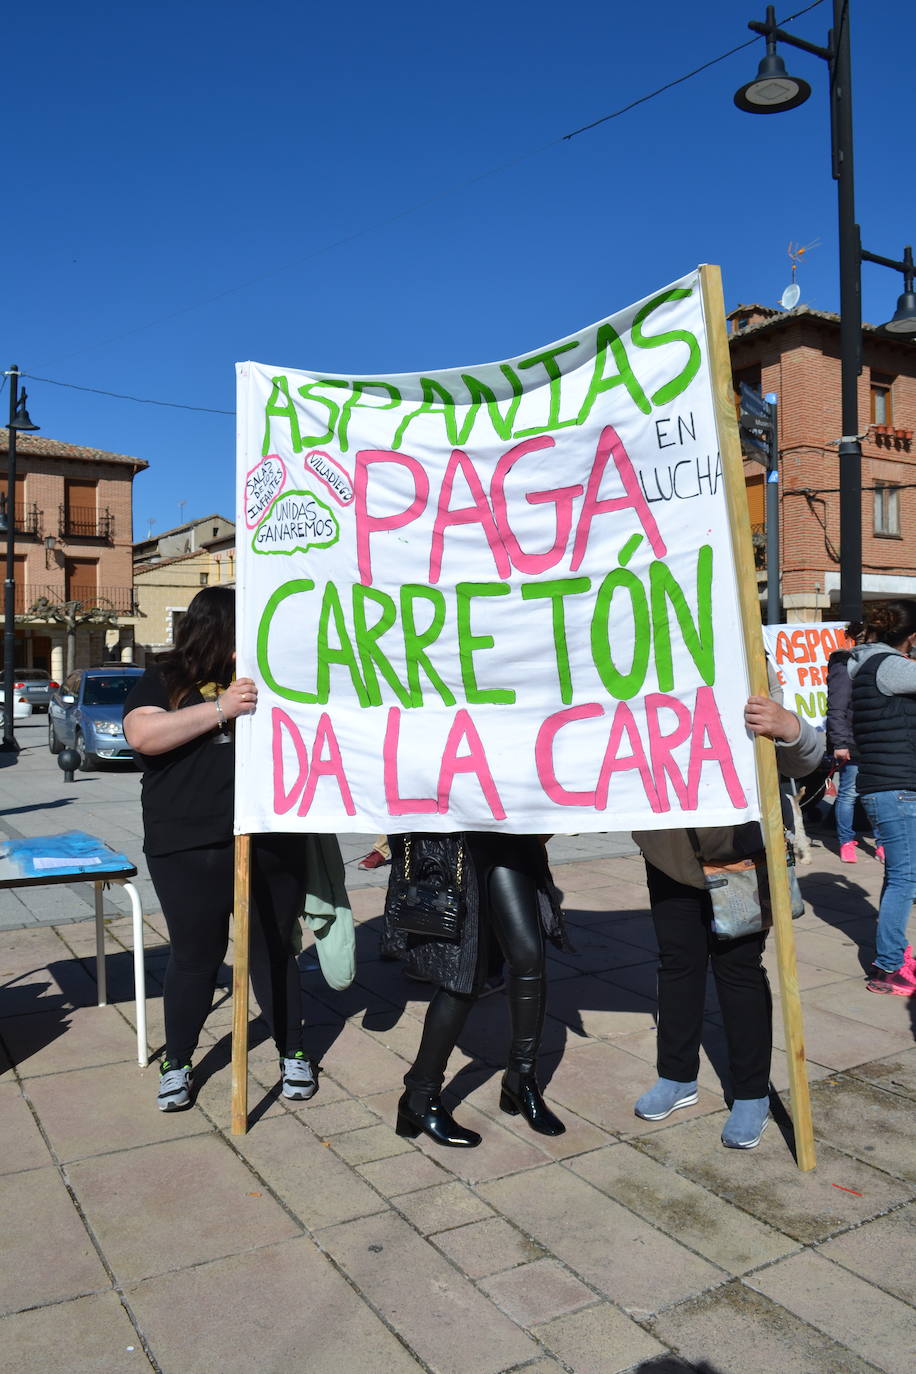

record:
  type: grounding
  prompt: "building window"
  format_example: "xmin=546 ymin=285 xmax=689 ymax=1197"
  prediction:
xmin=63 ymin=479 xmax=98 ymax=537
xmin=168 ymin=608 xmax=186 ymax=644
xmin=733 ymin=364 xmax=762 ymax=403
xmin=199 ymin=572 xmax=209 ymax=586
xmin=13 ymin=554 xmax=28 ymax=613
xmin=874 ymin=483 xmax=901 ymax=537
xmin=65 ymin=557 xmax=99 ymax=606
xmin=871 ymin=373 xmax=894 ymax=426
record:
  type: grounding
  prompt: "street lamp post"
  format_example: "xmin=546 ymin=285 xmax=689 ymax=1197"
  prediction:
xmin=735 ymin=2 xmax=916 ymax=624
xmin=2 ymin=367 xmax=39 ymax=753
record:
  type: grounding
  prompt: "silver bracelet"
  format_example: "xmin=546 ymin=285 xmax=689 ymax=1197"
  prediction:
xmin=215 ymin=696 xmax=226 ymax=727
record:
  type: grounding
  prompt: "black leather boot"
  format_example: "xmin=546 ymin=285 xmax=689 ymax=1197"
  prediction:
xmin=396 ymin=1090 xmax=482 ymax=1148
xmin=500 ymin=1070 xmax=566 ymax=1136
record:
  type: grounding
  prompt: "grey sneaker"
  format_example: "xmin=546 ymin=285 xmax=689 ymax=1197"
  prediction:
xmin=157 ymin=1061 xmax=192 ymax=1112
xmin=721 ymin=1097 xmax=769 ymax=1149
xmin=280 ymin=1053 xmax=318 ymax=1101
xmin=634 ymin=1077 xmax=698 ymax=1121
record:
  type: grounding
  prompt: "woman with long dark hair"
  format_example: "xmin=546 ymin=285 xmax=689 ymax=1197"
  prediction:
xmin=384 ymin=832 xmax=565 ymax=1148
xmin=124 ymin=586 xmax=317 ymax=1109
xmin=849 ymin=600 xmax=916 ymax=995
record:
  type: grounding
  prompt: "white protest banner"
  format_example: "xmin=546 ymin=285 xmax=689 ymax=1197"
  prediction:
xmin=763 ymin=622 xmax=854 ymax=732
xmin=235 ymin=267 xmax=760 ymax=835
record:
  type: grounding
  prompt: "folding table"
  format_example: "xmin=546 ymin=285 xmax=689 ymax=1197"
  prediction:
xmin=0 ymin=830 xmax=148 ymax=1065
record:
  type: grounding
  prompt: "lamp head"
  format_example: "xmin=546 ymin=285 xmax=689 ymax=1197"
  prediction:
xmin=883 ymin=289 xmax=916 ymax=335
xmin=734 ymin=51 xmax=812 ymax=113
xmin=10 ymin=389 xmax=39 ymax=433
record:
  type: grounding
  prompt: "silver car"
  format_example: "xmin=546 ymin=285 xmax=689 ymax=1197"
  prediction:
xmin=48 ymin=667 xmax=143 ymax=769
xmin=0 ymin=667 xmax=57 ymax=712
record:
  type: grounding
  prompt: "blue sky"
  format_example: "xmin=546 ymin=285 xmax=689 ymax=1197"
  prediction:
xmin=7 ymin=0 xmax=914 ymax=539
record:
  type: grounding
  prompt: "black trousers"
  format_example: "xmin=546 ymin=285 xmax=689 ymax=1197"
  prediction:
xmin=405 ymin=834 xmax=547 ymax=1097
xmin=646 ymin=860 xmax=772 ymax=1100
xmin=148 ymin=834 xmax=308 ymax=1067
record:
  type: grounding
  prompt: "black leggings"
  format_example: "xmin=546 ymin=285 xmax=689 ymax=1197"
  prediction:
xmin=405 ymin=835 xmax=546 ymax=1096
xmin=147 ymin=835 xmax=308 ymax=1066
xmin=646 ymin=861 xmax=772 ymax=1099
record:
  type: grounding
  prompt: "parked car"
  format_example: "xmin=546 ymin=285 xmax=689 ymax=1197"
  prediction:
xmin=48 ymin=667 xmax=143 ymax=769
xmin=0 ymin=687 xmax=33 ymax=719
xmin=0 ymin=668 xmax=57 ymax=712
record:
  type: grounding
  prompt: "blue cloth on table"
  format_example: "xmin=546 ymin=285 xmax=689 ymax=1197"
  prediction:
xmin=0 ymin=831 xmax=133 ymax=878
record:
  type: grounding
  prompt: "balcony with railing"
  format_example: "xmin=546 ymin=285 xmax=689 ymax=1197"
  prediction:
xmin=59 ymin=504 xmax=115 ymax=540
xmin=0 ymin=496 xmax=42 ymax=537
xmin=14 ymin=584 xmax=137 ymax=617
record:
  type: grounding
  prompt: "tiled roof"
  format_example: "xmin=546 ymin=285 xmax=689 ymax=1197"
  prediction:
xmin=729 ymin=304 xmax=916 ymax=344
xmin=132 ymin=513 xmax=233 ymax=548
xmin=0 ymin=428 xmax=148 ymax=471
xmin=134 ymin=549 xmax=211 ymax=574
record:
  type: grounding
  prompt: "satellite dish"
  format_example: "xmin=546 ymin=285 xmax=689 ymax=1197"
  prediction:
xmin=780 ymin=283 xmax=801 ymax=310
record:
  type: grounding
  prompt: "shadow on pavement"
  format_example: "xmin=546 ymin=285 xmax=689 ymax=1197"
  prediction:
xmin=0 ymin=797 xmax=79 ymax=820
xmin=195 ymin=1017 xmax=284 ymax=1127
xmin=797 ymin=868 xmax=878 ymax=973
xmin=0 ymin=959 xmax=87 ymax=1071
xmin=0 ymin=946 xmax=172 ymax=1076
xmin=0 ymin=1002 xmax=72 ymax=1075
xmin=292 ymin=906 xmax=741 ymax=1116
xmin=637 ymin=1360 xmax=724 ymax=1373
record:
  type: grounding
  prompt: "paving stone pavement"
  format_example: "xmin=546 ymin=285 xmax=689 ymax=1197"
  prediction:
xmin=1 ymin=719 xmax=915 ymax=1373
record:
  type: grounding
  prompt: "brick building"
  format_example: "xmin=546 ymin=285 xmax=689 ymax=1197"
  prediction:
xmin=0 ymin=429 xmax=147 ymax=678
xmin=729 ymin=305 xmax=916 ymax=622
xmin=133 ymin=515 xmax=235 ymax=662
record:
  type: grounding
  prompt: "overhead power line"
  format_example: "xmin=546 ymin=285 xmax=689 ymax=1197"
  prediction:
xmin=18 ymin=372 xmax=232 ymax=416
xmin=34 ymin=2 xmax=827 ymax=397
xmin=562 ymin=0 xmax=825 ymax=141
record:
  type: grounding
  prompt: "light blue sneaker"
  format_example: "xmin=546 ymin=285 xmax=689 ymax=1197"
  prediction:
xmin=721 ymin=1097 xmax=769 ymax=1148
xmin=634 ymin=1077 xmax=698 ymax=1121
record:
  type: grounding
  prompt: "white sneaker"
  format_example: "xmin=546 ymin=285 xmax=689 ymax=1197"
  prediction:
xmin=157 ymin=1061 xmax=193 ymax=1111
xmin=280 ymin=1053 xmax=318 ymax=1100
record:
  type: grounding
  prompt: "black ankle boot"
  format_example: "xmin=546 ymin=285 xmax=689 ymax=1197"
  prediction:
xmin=396 ymin=1091 xmax=481 ymax=1148
xmin=500 ymin=1071 xmax=566 ymax=1136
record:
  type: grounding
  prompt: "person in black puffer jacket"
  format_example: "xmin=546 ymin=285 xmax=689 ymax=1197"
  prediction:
xmin=848 ymin=600 xmax=916 ymax=996
xmin=826 ymin=621 xmax=882 ymax=863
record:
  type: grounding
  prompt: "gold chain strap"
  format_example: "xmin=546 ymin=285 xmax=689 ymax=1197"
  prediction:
xmin=402 ymin=836 xmax=463 ymax=885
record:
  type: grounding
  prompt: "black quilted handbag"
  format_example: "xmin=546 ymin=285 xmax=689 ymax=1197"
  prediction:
xmin=388 ymin=836 xmax=466 ymax=942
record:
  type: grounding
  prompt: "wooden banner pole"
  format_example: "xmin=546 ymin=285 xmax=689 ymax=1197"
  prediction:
xmin=700 ymin=265 xmax=816 ymax=1171
xmin=231 ymin=832 xmax=252 ymax=1135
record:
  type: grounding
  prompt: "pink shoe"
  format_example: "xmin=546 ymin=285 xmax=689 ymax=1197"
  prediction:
xmin=875 ymin=846 xmax=886 ymax=862
xmin=866 ymin=967 xmax=916 ymax=996
xmin=901 ymin=946 xmax=916 ymax=983
xmin=839 ymin=841 xmax=858 ymax=863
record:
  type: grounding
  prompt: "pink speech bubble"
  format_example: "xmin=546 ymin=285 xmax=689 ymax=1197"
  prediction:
xmin=304 ymin=449 xmax=354 ymax=506
xmin=245 ymin=454 xmax=288 ymax=529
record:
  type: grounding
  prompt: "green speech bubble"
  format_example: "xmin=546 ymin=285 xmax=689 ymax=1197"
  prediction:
xmin=252 ymin=488 xmax=340 ymax=556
